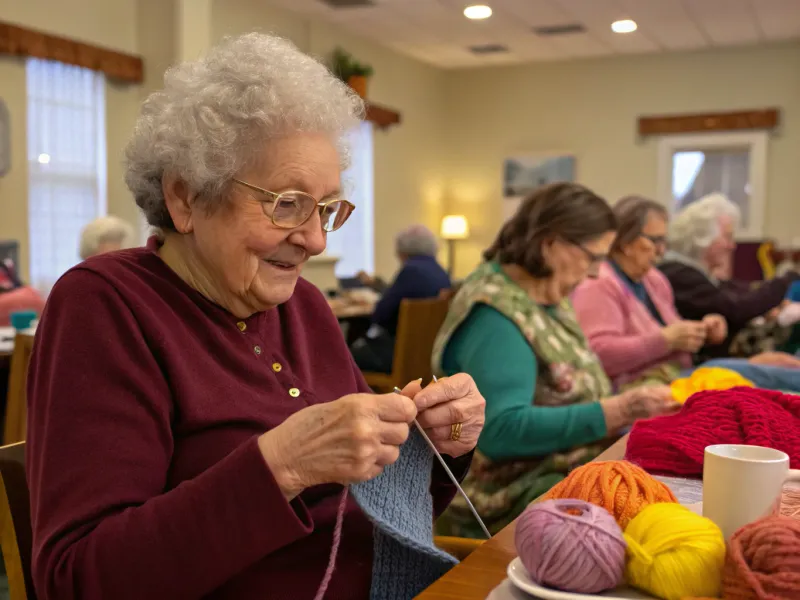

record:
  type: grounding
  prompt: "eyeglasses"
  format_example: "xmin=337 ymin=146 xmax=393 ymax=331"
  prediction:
xmin=573 ymin=242 xmax=607 ymax=266
xmin=232 ymin=178 xmax=355 ymax=232
xmin=641 ymin=234 xmax=667 ymax=247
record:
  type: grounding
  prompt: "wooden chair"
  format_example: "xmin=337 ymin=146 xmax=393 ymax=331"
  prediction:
xmin=434 ymin=535 xmax=484 ymax=561
xmin=0 ymin=441 xmax=35 ymax=600
xmin=361 ymin=295 xmax=451 ymax=393
xmin=4 ymin=333 xmax=34 ymax=445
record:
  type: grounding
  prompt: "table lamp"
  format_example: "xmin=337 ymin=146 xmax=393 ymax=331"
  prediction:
xmin=440 ymin=215 xmax=470 ymax=277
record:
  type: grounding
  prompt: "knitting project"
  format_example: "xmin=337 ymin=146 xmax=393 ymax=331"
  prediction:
xmin=315 ymin=428 xmax=458 ymax=600
xmin=625 ymin=387 xmax=800 ymax=477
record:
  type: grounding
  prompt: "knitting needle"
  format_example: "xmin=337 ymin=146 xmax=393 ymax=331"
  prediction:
xmin=393 ymin=380 xmax=492 ymax=539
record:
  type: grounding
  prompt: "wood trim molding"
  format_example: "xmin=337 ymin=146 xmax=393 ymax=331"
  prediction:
xmin=638 ymin=108 xmax=779 ymax=137
xmin=365 ymin=102 xmax=401 ymax=130
xmin=0 ymin=20 xmax=143 ymax=83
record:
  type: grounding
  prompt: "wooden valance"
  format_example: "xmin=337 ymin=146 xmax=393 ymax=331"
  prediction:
xmin=0 ymin=21 xmax=143 ymax=83
xmin=365 ymin=102 xmax=401 ymax=130
xmin=638 ymin=108 xmax=779 ymax=137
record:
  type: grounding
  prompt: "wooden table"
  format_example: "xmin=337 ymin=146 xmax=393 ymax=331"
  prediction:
xmin=416 ymin=436 xmax=628 ymax=600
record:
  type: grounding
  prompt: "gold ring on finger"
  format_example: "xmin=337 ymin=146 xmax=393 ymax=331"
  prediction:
xmin=450 ymin=422 xmax=462 ymax=442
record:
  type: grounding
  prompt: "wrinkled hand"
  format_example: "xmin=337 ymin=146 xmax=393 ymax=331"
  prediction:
xmin=403 ymin=373 xmax=486 ymax=458
xmin=749 ymin=351 xmax=800 ymax=369
xmin=600 ymin=385 xmax=680 ymax=433
xmin=356 ymin=270 xmax=375 ymax=286
xmin=258 ymin=381 xmax=419 ymax=500
xmin=662 ymin=320 xmax=707 ymax=352
xmin=702 ymin=314 xmax=728 ymax=345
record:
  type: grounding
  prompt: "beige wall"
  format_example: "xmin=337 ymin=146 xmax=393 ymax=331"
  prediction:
xmin=443 ymin=43 xmax=800 ymax=278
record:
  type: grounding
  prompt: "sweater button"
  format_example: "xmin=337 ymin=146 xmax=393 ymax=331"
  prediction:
xmin=237 ymin=321 xmax=247 ymax=332
xmin=289 ymin=387 xmax=300 ymax=398
xmin=254 ymin=345 xmax=262 ymax=355
xmin=272 ymin=363 xmax=282 ymax=372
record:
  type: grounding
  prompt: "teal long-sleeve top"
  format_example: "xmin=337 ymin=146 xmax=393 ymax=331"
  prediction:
xmin=441 ymin=304 xmax=608 ymax=461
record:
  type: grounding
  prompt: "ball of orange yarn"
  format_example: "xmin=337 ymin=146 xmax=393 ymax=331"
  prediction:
xmin=722 ymin=515 xmax=800 ymax=599
xmin=539 ymin=460 xmax=677 ymax=529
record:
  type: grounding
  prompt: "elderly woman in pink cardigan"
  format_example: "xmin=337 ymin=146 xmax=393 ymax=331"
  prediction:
xmin=573 ymin=196 xmax=800 ymax=392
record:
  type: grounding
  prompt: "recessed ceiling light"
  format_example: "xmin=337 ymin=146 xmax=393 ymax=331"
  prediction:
xmin=611 ymin=19 xmax=637 ymax=33
xmin=37 ymin=153 xmax=50 ymax=164
xmin=464 ymin=5 xmax=492 ymax=20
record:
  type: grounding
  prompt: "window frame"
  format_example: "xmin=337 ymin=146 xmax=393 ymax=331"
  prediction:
xmin=26 ymin=58 xmax=107 ymax=292
xmin=656 ymin=130 xmax=768 ymax=241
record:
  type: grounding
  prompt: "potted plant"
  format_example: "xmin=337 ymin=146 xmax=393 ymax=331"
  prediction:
xmin=330 ymin=47 xmax=374 ymax=100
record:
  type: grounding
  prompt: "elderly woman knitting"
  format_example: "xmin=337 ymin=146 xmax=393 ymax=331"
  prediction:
xmin=27 ymin=34 xmax=485 ymax=600
xmin=660 ymin=193 xmax=798 ymax=358
xmin=351 ymin=224 xmax=450 ymax=373
xmin=431 ymin=183 xmax=677 ymax=538
xmin=573 ymin=196 xmax=800 ymax=392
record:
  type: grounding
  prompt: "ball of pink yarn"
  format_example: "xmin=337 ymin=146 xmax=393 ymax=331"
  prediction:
xmin=514 ymin=499 xmax=627 ymax=594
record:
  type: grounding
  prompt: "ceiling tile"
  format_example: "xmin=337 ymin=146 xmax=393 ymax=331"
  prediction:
xmin=264 ymin=0 xmax=800 ymax=68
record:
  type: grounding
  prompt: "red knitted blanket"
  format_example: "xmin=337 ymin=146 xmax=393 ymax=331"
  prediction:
xmin=625 ymin=387 xmax=800 ymax=477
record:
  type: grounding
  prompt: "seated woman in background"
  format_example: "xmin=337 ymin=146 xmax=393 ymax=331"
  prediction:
xmin=351 ymin=224 xmax=450 ymax=373
xmin=573 ymin=196 xmax=800 ymax=392
xmin=79 ymin=215 xmax=137 ymax=260
xmin=431 ymin=183 xmax=677 ymax=538
xmin=27 ymin=34 xmax=485 ymax=600
xmin=0 ymin=257 xmax=46 ymax=326
xmin=659 ymin=193 xmax=798 ymax=358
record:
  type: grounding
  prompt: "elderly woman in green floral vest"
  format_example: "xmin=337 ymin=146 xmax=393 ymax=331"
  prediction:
xmin=431 ymin=183 xmax=679 ymax=538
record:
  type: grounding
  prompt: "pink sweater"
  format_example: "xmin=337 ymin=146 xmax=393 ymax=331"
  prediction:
xmin=572 ymin=262 xmax=692 ymax=388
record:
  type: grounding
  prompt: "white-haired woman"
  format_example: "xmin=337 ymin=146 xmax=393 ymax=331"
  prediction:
xmin=660 ymin=192 xmax=799 ymax=358
xmin=351 ymin=224 xmax=451 ymax=373
xmin=27 ymin=34 xmax=485 ymax=600
xmin=78 ymin=215 xmax=136 ymax=260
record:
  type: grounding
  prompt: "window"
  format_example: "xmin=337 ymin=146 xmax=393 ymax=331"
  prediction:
xmin=27 ymin=58 xmax=106 ymax=292
xmin=326 ymin=121 xmax=374 ymax=277
xmin=656 ymin=131 xmax=767 ymax=240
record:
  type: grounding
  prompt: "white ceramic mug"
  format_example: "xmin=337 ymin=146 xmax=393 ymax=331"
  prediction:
xmin=703 ymin=444 xmax=800 ymax=539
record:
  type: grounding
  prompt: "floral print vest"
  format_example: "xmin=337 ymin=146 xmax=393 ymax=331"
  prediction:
xmin=431 ymin=262 xmax=613 ymax=537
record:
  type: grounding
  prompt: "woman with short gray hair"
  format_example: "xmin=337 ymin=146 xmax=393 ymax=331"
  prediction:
xmin=78 ymin=216 xmax=136 ymax=260
xmin=27 ymin=33 xmax=484 ymax=600
xmin=660 ymin=192 xmax=798 ymax=356
xmin=351 ymin=224 xmax=451 ymax=373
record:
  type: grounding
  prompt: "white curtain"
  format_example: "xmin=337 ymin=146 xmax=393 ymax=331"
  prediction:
xmin=327 ymin=121 xmax=374 ymax=278
xmin=27 ymin=58 xmax=106 ymax=293
xmin=672 ymin=151 xmax=705 ymax=206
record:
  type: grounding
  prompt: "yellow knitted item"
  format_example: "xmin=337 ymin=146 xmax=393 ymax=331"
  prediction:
xmin=669 ymin=367 xmax=754 ymax=404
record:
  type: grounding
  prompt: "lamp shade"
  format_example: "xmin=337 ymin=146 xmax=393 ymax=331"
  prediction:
xmin=440 ymin=215 xmax=470 ymax=240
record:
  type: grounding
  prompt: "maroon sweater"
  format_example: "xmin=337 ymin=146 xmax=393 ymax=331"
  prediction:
xmin=26 ymin=241 xmax=460 ymax=600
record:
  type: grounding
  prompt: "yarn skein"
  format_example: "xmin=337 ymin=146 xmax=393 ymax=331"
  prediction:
xmin=624 ymin=503 xmax=726 ymax=600
xmin=539 ymin=461 xmax=677 ymax=529
xmin=722 ymin=515 xmax=800 ymax=599
xmin=515 ymin=499 xmax=626 ymax=594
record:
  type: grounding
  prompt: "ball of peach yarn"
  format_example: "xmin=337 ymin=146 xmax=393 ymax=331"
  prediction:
xmin=539 ymin=461 xmax=677 ymax=529
xmin=722 ymin=515 xmax=800 ymax=599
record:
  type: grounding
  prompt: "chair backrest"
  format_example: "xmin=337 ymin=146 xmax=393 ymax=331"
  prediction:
xmin=0 ymin=441 xmax=35 ymax=600
xmin=391 ymin=295 xmax=451 ymax=384
xmin=4 ymin=333 xmax=34 ymax=445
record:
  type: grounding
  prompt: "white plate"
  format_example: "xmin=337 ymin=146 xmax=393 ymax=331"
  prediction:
xmin=507 ymin=558 xmax=655 ymax=600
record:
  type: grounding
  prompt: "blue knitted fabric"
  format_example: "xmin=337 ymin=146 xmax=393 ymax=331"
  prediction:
xmin=350 ymin=428 xmax=458 ymax=600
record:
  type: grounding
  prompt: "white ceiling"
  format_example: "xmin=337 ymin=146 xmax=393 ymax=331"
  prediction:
xmin=264 ymin=0 xmax=800 ymax=68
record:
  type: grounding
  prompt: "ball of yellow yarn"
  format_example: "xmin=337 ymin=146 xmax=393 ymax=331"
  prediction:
xmin=623 ymin=503 xmax=726 ymax=600
xmin=669 ymin=366 xmax=754 ymax=404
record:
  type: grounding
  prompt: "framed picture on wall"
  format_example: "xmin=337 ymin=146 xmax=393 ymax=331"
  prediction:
xmin=502 ymin=154 xmax=575 ymax=220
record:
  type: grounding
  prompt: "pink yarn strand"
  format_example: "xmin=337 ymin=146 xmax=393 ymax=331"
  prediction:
xmin=313 ymin=488 xmax=349 ymax=600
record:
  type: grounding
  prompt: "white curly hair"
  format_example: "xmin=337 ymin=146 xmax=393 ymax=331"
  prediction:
xmin=668 ymin=192 xmax=741 ymax=260
xmin=124 ymin=33 xmax=364 ymax=229
xmin=79 ymin=216 xmax=136 ymax=260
